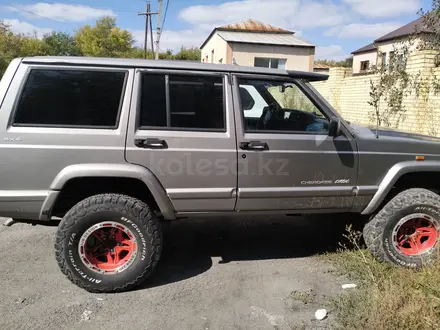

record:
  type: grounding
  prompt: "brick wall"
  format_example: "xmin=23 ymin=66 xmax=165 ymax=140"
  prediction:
xmin=312 ymin=51 xmax=440 ymax=136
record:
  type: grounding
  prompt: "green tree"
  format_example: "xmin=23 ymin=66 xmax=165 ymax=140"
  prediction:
xmin=174 ymin=47 xmax=201 ymax=61
xmin=367 ymin=40 xmax=415 ymax=133
xmin=120 ymin=47 xmax=154 ymax=59
xmin=0 ymin=21 xmax=24 ymax=76
xmin=42 ymin=31 xmax=81 ymax=56
xmin=315 ymin=57 xmax=353 ymax=68
xmin=418 ymin=1 xmax=440 ymax=64
xmin=367 ymin=1 xmax=440 ymax=134
xmin=20 ymin=37 xmax=47 ymax=56
xmin=74 ymin=16 xmax=133 ymax=57
xmin=159 ymin=49 xmax=174 ymax=60
xmin=0 ymin=20 xmax=7 ymax=34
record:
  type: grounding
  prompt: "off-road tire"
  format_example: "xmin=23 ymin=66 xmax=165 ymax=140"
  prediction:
xmin=363 ymin=188 xmax=440 ymax=268
xmin=55 ymin=194 xmax=162 ymax=293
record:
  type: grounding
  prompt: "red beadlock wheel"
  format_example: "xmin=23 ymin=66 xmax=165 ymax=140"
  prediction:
xmin=55 ymin=195 xmax=162 ymax=293
xmin=363 ymin=188 xmax=440 ymax=269
xmin=393 ymin=214 xmax=439 ymax=256
xmin=79 ymin=222 xmax=138 ymax=274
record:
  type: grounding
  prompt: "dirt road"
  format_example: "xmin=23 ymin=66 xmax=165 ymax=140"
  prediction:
xmin=0 ymin=215 xmax=350 ymax=330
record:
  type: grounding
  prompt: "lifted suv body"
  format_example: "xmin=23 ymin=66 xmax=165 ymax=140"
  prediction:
xmin=2 ymin=57 xmax=440 ymax=291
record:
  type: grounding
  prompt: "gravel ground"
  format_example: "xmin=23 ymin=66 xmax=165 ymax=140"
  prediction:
xmin=0 ymin=215 xmax=352 ymax=330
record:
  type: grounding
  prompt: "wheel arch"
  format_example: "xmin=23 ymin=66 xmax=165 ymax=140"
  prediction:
xmin=42 ymin=163 xmax=175 ymax=220
xmin=362 ymin=160 xmax=440 ymax=215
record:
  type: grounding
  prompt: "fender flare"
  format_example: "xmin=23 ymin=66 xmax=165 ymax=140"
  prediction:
xmin=361 ymin=160 xmax=440 ymax=215
xmin=46 ymin=163 xmax=175 ymax=220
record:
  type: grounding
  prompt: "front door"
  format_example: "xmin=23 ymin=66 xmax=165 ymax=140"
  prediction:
xmin=126 ymin=70 xmax=237 ymax=213
xmin=233 ymin=75 xmax=359 ymax=212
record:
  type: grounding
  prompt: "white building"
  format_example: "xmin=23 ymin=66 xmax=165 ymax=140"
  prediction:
xmin=200 ymin=19 xmax=315 ymax=72
xmin=351 ymin=17 xmax=427 ymax=74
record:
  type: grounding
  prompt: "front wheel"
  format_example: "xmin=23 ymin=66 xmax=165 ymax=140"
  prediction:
xmin=363 ymin=188 xmax=440 ymax=268
xmin=55 ymin=194 xmax=162 ymax=293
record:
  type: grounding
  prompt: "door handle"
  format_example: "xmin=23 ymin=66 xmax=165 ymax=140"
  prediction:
xmin=135 ymin=138 xmax=168 ymax=149
xmin=240 ymin=141 xmax=269 ymax=151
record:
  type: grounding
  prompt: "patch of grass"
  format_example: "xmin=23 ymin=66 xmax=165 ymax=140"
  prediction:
xmin=287 ymin=289 xmax=316 ymax=305
xmin=289 ymin=321 xmax=308 ymax=330
xmin=326 ymin=225 xmax=440 ymax=330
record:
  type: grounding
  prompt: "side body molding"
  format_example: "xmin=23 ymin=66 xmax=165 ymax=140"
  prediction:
xmin=362 ymin=160 xmax=440 ymax=215
xmin=48 ymin=163 xmax=176 ymax=220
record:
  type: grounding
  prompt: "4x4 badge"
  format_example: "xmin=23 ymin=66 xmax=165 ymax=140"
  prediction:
xmin=3 ymin=137 xmax=22 ymax=142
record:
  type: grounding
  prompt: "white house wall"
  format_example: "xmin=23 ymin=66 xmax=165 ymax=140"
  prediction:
xmin=353 ymin=39 xmax=421 ymax=74
xmin=201 ymin=33 xmax=229 ymax=64
xmin=231 ymin=43 xmax=314 ymax=71
xmin=352 ymin=51 xmax=377 ymax=73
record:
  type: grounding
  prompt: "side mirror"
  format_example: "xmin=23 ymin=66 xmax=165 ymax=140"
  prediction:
xmin=278 ymin=85 xmax=293 ymax=93
xmin=328 ymin=118 xmax=341 ymax=137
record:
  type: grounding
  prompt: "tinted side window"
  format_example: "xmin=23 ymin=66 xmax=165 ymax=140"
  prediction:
xmin=140 ymin=74 xmax=167 ymax=127
xmin=14 ymin=69 xmax=126 ymax=127
xmin=140 ymin=74 xmax=225 ymax=131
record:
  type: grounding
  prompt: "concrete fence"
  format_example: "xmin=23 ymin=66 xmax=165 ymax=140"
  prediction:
xmin=312 ymin=51 xmax=440 ymax=136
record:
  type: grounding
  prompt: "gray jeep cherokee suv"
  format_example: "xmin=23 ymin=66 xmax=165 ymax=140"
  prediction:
xmin=1 ymin=56 xmax=440 ymax=292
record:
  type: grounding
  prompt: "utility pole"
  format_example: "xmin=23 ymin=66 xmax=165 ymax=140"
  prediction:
xmin=143 ymin=4 xmax=148 ymax=59
xmin=149 ymin=6 xmax=155 ymax=59
xmin=138 ymin=1 xmax=158 ymax=60
xmin=155 ymin=0 xmax=163 ymax=60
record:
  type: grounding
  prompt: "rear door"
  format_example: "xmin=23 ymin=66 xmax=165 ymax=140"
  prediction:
xmin=233 ymin=74 xmax=359 ymax=212
xmin=125 ymin=69 xmax=238 ymax=213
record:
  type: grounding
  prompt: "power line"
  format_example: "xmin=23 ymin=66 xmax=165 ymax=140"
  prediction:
xmin=8 ymin=5 xmax=71 ymax=25
xmin=161 ymin=0 xmax=170 ymax=32
xmin=27 ymin=0 xmax=139 ymax=14
xmin=49 ymin=0 xmax=140 ymax=13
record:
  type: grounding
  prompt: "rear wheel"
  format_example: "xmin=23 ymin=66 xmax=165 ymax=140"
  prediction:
xmin=55 ymin=194 xmax=162 ymax=292
xmin=363 ymin=188 xmax=440 ymax=268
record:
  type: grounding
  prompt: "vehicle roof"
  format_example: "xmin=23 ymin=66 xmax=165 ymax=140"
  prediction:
xmin=21 ymin=56 xmax=329 ymax=82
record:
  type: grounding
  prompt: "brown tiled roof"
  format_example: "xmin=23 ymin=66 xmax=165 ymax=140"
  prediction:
xmin=375 ymin=17 xmax=430 ymax=42
xmin=352 ymin=17 xmax=434 ymax=55
xmin=217 ymin=19 xmax=293 ymax=34
xmin=200 ymin=19 xmax=295 ymax=49
xmin=351 ymin=43 xmax=376 ymax=55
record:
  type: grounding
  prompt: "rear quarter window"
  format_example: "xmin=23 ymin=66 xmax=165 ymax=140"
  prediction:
xmin=139 ymin=73 xmax=225 ymax=131
xmin=13 ymin=69 xmax=127 ymax=128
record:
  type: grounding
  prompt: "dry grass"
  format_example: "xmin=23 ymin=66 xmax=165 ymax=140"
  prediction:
xmin=326 ymin=225 xmax=440 ymax=330
xmin=287 ymin=289 xmax=316 ymax=305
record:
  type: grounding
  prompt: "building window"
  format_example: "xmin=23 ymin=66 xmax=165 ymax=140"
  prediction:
xmin=211 ymin=50 xmax=214 ymax=63
xmin=254 ymin=58 xmax=287 ymax=69
xmin=360 ymin=60 xmax=370 ymax=72
xmin=389 ymin=51 xmax=395 ymax=71
xmin=219 ymin=58 xmax=223 ymax=64
xmin=381 ymin=52 xmax=387 ymax=69
xmin=389 ymin=51 xmax=406 ymax=71
xmin=140 ymin=74 xmax=225 ymax=131
xmin=14 ymin=69 xmax=126 ymax=128
xmin=397 ymin=54 xmax=406 ymax=71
